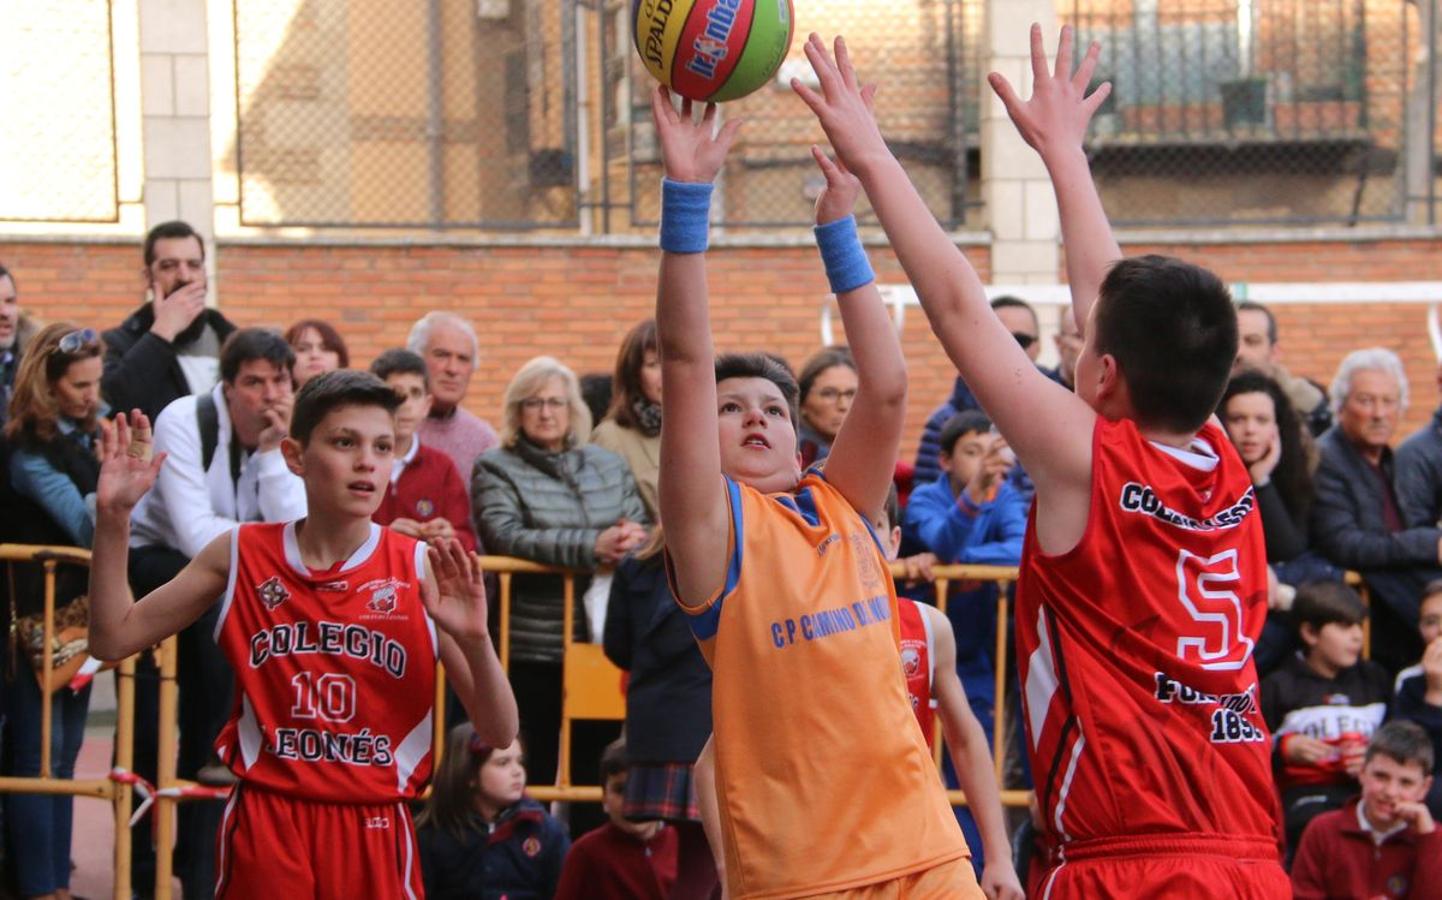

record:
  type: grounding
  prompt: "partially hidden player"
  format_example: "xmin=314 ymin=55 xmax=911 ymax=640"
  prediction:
xmin=793 ymin=26 xmax=1289 ymax=897
xmin=88 ymin=370 xmax=518 ymax=899
xmin=650 ymin=86 xmax=980 ymax=898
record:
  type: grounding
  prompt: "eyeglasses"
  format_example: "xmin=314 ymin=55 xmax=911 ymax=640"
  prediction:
xmin=55 ymin=328 xmax=98 ymax=356
xmin=814 ymin=387 xmax=858 ymax=403
xmin=520 ymin=397 xmax=568 ymax=412
xmin=1011 ymin=332 xmax=1037 ymax=350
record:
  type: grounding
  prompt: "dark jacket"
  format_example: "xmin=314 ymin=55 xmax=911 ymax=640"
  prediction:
xmin=1255 ymin=479 xmax=1310 ymax=565
xmin=912 ymin=370 xmax=1060 ymax=488
xmin=101 ymin=302 xmax=236 ymax=423
xmin=472 ymin=438 xmax=648 ymax=663
xmin=602 ymin=554 xmax=712 ymax=764
xmin=417 ymin=798 xmax=570 ymax=900
xmin=1395 ymin=408 xmax=1442 ymax=529
xmin=1311 ymin=426 xmax=1442 ymax=628
xmin=1261 ymin=652 xmax=1391 ymax=793
xmin=1392 ymin=666 xmax=1442 ymax=817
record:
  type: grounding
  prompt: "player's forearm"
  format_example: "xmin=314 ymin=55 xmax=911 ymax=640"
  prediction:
xmin=1045 ymin=144 xmax=1120 ymax=336
xmin=454 ymin=634 xmax=518 ymax=747
xmin=837 ymin=281 xmax=907 ymax=416
xmin=87 ymin=510 xmax=141 ymax=661
xmin=945 ymin=715 xmax=1014 ymax=871
xmin=856 ymin=157 xmax=991 ymax=331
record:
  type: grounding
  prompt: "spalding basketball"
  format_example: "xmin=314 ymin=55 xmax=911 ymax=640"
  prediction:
xmin=633 ymin=0 xmax=795 ymax=103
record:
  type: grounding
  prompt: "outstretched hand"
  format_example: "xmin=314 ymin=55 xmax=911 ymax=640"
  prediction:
xmin=423 ymin=540 xmax=489 ymax=644
xmin=96 ymin=410 xmax=165 ymax=515
xmin=810 ymin=145 xmax=863 ymax=225
xmin=650 ymin=86 xmax=742 ymax=184
xmin=792 ymin=34 xmax=886 ymax=177
xmin=988 ymin=24 xmax=1111 ymax=158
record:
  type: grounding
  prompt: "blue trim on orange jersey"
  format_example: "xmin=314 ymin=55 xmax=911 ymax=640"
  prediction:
xmin=686 ymin=478 xmax=745 ymax=643
xmin=802 ymin=467 xmax=890 ymax=558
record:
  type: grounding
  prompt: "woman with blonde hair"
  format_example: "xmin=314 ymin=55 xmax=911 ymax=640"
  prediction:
xmin=471 ymin=355 xmax=648 ymax=796
xmin=3 ymin=322 xmax=106 ymax=900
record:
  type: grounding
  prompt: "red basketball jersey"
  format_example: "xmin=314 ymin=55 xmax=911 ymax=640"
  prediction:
xmin=898 ymin=598 xmax=937 ymax=751
xmin=1015 ymin=417 xmax=1281 ymax=853
xmin=214 ymin=522 xmax=438 ymax=803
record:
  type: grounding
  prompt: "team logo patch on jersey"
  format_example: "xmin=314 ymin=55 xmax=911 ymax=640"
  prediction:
xmin=850 ymin=533 xmax=881 ymax=589
xmin=415 ymin=499 xmax=435 ymax=519
xmin=257 ymin=577 xmax=290 ymax=610
xmin=900 ymin=646 xmax=922 ymax=677
xmin=522 ymin=836 xmax=542 ymax=858
xmin=359 ymin=577 xmax=409 ymax=619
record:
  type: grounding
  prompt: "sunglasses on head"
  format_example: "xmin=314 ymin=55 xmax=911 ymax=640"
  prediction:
xmin=1011 ymin=332 xmax=1037 ymax=350
xmin=55 ymin=328 xmax=98 ymax=356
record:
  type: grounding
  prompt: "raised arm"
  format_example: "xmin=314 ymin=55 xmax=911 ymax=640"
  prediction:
xmin=89 ymin=411 xmax=229 ymax=660
xmin=793 ymin=35 xmax=1095 ymax=509
xmin=652 ymin=88 xmax=743 ymax=605
xmin=989 ymin=25 xmax=1118 ymax=333
xmin=424 ymin=540 xmax=518 ymax=747
xmin=924 ymin=605 xmax=1024 ymax=900
xmin=809 ymin=145 xmax=908 ymax=519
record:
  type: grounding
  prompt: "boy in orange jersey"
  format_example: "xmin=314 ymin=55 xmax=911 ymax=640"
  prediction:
xmin=87 ymin=371 xmax=518 ymax=899
xmin=651 ymin=89 xmax=979 ymax=898
xmin=795 ymin=26 xmax=1288 ymax=898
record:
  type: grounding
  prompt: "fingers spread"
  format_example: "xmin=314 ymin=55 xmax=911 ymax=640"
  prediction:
xmin=1054 ymin=24 xmax=1073 ymax=82
xmin=833 ymin=35 xmax=859 ymax=92
xmin=988 ymin=72 xmax=1022 ymax=113
xmin=1029 ymin=23 xmax=1048 ymax=83
xmin=1073 ymin=40 xmax=1102 ymax=91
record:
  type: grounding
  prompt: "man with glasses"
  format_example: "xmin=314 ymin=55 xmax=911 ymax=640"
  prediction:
xmin=912 ymin=296 xmax=1062 ymax=488
xmin=102 ymin=221 xmax=237 ymax=423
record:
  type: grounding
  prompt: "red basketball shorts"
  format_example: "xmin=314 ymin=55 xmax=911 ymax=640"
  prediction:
xmin=214 ymin=785 xmax=425 ymax=900
xmin=1035 ymin=834 xmax=1290 ymax=899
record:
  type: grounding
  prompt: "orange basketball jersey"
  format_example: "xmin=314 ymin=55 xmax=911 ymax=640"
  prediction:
xmin=675 ymin=473 xmax=968 ymax=899
xmin=214 ymin=522 xmax=438 ymax=803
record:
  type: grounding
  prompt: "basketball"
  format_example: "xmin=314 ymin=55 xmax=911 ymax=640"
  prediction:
xmin=632 ymin=0 xmax=795 ymax=103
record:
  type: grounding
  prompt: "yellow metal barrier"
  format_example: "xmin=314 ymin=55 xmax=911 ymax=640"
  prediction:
xmin=142 ymin=551 xmax=1376 ymax=894
xmin=0 ymin=544 xmax=136 ymax=900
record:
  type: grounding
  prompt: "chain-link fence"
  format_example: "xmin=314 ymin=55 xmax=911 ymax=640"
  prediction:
xmin=1065 ymin=0 xmax=1428 ymax=227
xmin=605 ymin=0 xmax=985 ymax=230
xmin=0 ymin=0 xmax=120 ymax=223
xmin=233 ymin=0 xmax=581 ymax=229
xmin=229 ymin=0 xmax=1436 ymax=232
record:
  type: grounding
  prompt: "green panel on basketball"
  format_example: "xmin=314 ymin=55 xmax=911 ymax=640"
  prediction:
xmin=633 ymin=0 xmax=795 ymax=103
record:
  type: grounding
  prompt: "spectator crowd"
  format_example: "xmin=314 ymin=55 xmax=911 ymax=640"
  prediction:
xmin=0 ymin=223 xmax=1440 ymax=898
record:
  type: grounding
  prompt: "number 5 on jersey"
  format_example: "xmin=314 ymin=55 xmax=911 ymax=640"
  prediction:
xmin=1174 ymin=549 xmax=1255 ymax=672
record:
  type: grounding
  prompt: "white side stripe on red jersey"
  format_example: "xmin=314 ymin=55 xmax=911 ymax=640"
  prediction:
xmin=237 ymin=695 xmax=263 ymax=770
xmin=1053 ymin=731 xmax=1086 ymax=844
xmin=1025 ymin=607 xmax=1060 ymax=752
xmin=393 ymin=710 xmax=433 ymax=793
xmin=399 ymin=801 xmax=418 ymax=900
xmin=413 ymin=540 xmax=438 ymax=656
xmin=212 ymin=527 xmax=242 ymax=643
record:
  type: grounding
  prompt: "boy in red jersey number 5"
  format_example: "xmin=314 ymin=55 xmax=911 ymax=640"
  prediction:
xmin=793 ymin=26 xmax=1290 ymax=899
xmin=651 ymin=84 xmax=982 ymax=897
xmin=88 ymin=371 xmax=518 ymax=899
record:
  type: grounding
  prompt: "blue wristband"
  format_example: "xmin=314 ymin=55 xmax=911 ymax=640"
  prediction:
xmin=814 ymin=215 xmax=875 ymax=295
xmin=660 ymin=178 xmax=714 ymax=254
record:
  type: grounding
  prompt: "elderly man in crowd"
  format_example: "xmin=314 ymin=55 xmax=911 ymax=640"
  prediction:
xmin=1312 ymin=347 xmax=1442 ymax=673
xmin=1234 ymin=300 xmax=1332 ymax=437
xmin=407 ymin=312 xmax=499 ymax=490
xmin=128 ymin=327 xmax=305 ymax=898
xmin=102 ymin=221 xmax=238 ymax=423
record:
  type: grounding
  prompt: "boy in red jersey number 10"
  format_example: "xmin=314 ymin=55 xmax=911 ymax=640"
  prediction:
xmin=88 ymin=371 xmax=518 ymax=899
xmin=794 ymin=25 xmax=1290 ymax=898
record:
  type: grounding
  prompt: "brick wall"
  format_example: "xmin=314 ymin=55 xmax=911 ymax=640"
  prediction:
xmin=2 ymin=236 xmax=1439 ymax=461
